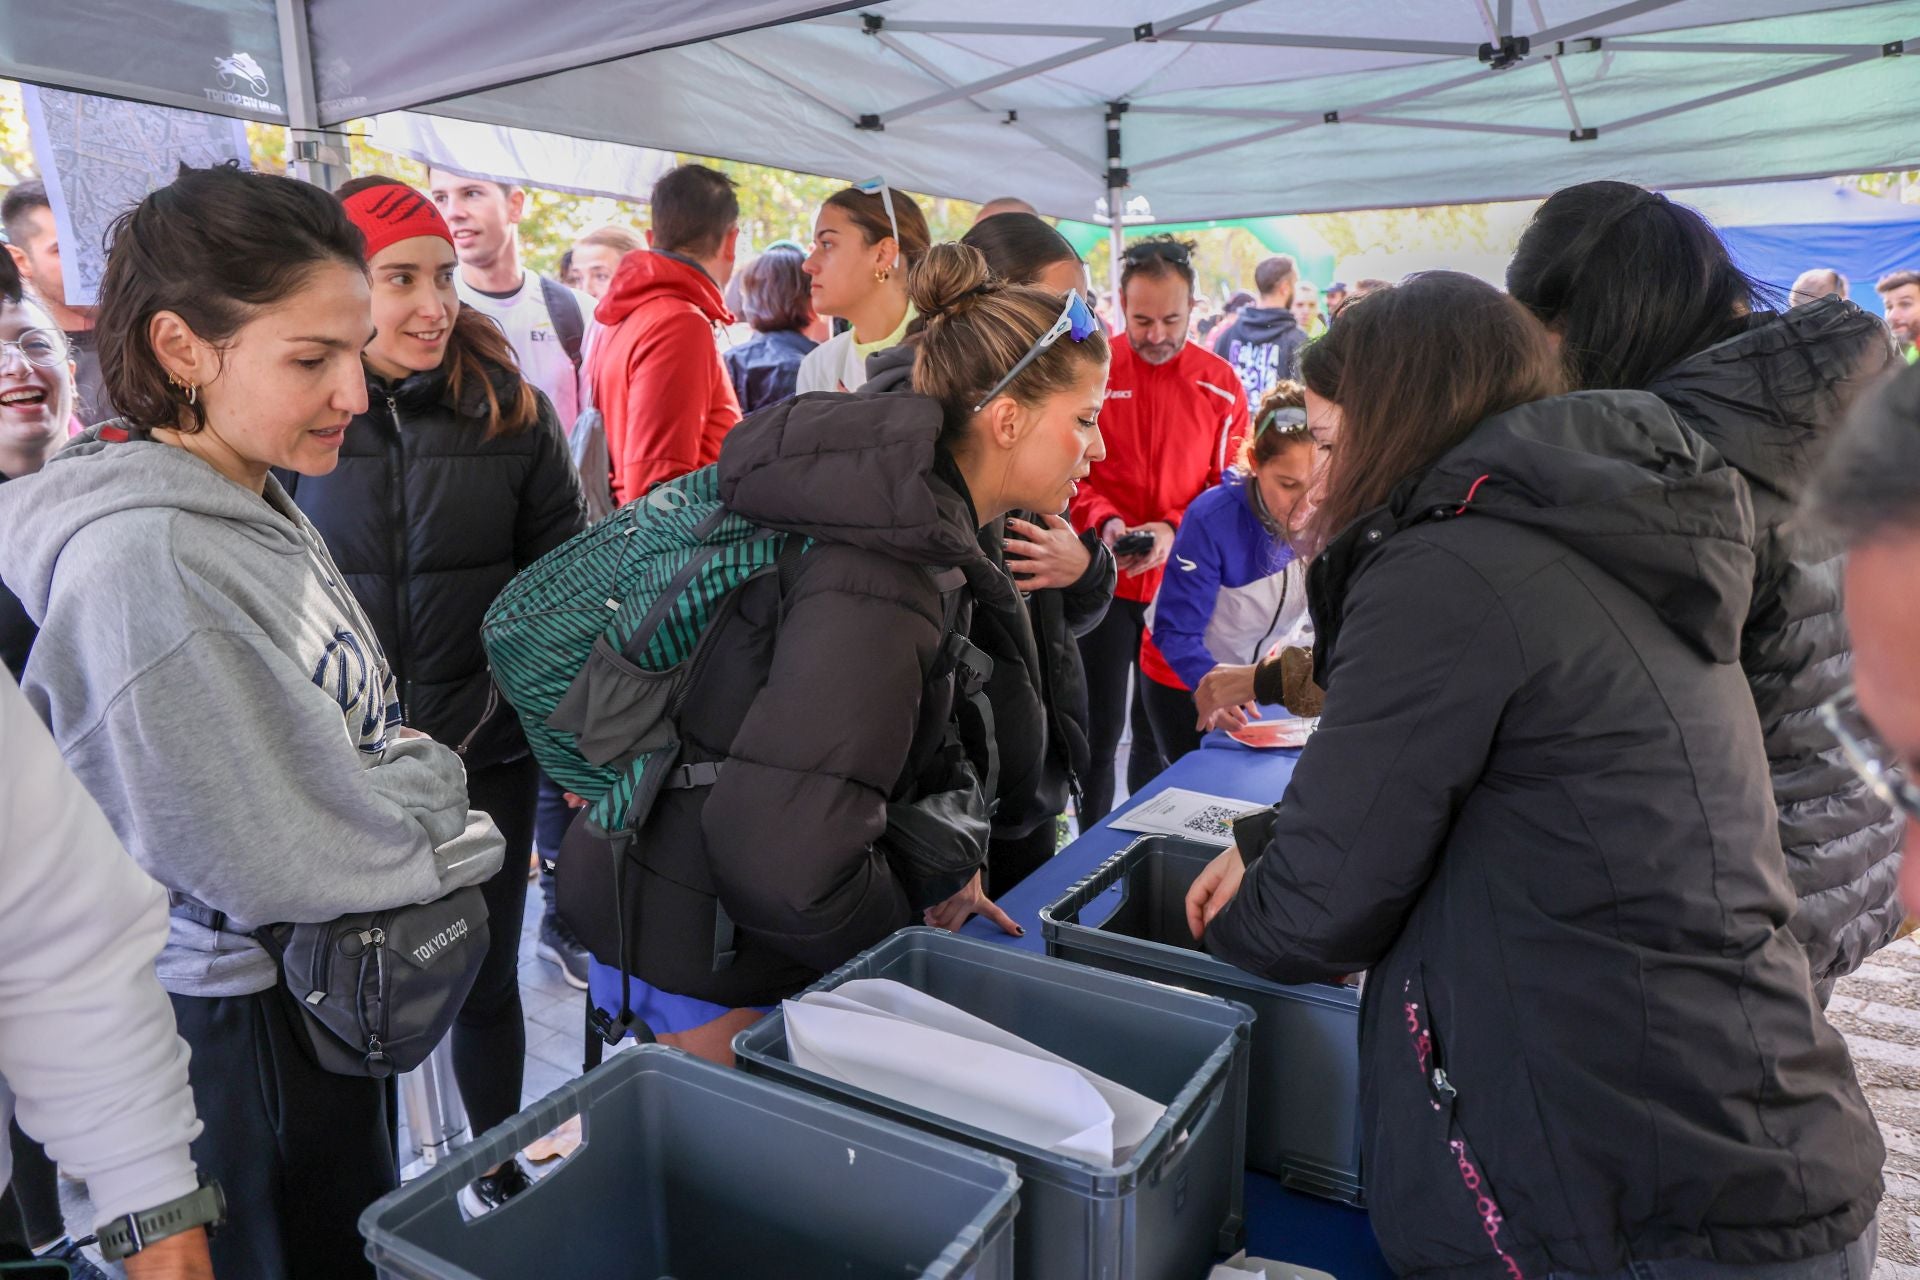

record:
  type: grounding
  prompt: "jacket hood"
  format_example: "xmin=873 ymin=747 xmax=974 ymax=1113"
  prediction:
xmin=0 ymin=422 xmax=306 ymax=621
xmin=862 ymin=341 xmax=916 ymax=395
xmin=1226 ymin=305 xmax=1300 ymax=345
xmin=594 ymin=250 xmax=732 ymax=328
xmin=717 ymin=391 xmax=1015 ymax=611
xmin=1323 ymin=391 xmax=1756 ymax=665
xmin=1644 ymin=295 xmax=1899 ymax=500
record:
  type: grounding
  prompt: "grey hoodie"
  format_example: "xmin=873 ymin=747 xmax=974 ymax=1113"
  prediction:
xmin=0 ymin=426 xmax=503 ymax=997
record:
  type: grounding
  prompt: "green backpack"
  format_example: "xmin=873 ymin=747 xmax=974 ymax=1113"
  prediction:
xmin=482 ymin=465 xmax=804 ymax=838
xmin=482 ymin=464 xmax=996 ymax=1046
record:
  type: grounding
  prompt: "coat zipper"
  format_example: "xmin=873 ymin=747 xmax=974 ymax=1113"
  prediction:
xmin=385 ymin=395 xmax=415 ymax=720
xmin=455 ymin=681 xmax=502 ymax=758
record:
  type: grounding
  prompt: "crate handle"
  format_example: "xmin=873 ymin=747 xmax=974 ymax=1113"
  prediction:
xmin=1148 ymin=1072 xmax=1227 ymax=1186
xmin=1052 ymin=847 xmax=1134 ymax=925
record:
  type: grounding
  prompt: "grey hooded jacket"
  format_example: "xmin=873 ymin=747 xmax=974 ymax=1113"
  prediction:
xmin=0 ymin=425 xmax=503 ymax=997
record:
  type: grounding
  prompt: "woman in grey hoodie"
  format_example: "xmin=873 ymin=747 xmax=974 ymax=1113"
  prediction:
xmin=0 ymin=165 xmax=502 ymax=1280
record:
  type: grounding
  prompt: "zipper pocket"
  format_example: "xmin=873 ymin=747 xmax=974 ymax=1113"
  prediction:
xmin=1402 ymin=972 xmax=1528 ymax=1280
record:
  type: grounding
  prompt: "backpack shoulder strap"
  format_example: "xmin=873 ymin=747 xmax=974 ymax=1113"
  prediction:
xmin=540 ymin=275 xmax=585 ymax=372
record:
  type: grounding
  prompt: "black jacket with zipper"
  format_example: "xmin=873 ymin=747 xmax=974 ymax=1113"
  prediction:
xmin=286 ymin=363 xmax=587 ymax=769
xmin=561 ymin=391 xmax=1019 ymax=1007
xmin=1209 ymin=391 xmax=1882 ymax=1279
xmin=1644 ymin=295 xmax=1905 ymax=990
xmin=864 ymin=342 xmax=1116 ymax=840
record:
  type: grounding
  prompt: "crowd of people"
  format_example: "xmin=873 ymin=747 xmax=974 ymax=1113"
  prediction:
xmin=0 ymin=153 xmax=1917 ymax=1280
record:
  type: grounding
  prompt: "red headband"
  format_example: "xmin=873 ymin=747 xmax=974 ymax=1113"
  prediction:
xmin=342 ymin=184 xmax=454 ymax=261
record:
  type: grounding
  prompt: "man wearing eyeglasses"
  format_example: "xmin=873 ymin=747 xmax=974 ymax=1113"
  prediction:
xmin=1810 ymin=364 xmax=1920 ymax=921
xmin=1069 ymin=236 xmax=1250 ymax=824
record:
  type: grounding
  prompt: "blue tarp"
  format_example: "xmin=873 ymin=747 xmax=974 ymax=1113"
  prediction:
xmin=1674 ymin=181 xmax=1920 ymax=318
xmin=1721 ymin=220 xmax=1920 ymax=318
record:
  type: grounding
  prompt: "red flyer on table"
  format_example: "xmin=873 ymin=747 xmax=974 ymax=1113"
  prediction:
xmin=1227 ymin=718 xmax=1317 ymax=750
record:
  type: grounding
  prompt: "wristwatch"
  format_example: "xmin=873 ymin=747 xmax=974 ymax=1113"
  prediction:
xmin=97 ymin=1180 xmax=226 ymax=1263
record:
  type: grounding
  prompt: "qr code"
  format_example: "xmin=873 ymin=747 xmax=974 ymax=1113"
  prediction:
xmin=1180 ymin=805 xmax=1241 ymax=840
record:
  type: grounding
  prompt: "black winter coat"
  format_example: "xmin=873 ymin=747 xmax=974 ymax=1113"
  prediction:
xmin=1210 ymin=392 xmax=1882 ymax=1279
xmin=1645 ymin=296 xmax=1904 ymax=989
xmin=575 ymin=392 xmax=1019 ymax=1007
xmin=287 ymin=365 xmax=587 ymax=769
xmin=864 ymin=342 xmax=1115 ymax=841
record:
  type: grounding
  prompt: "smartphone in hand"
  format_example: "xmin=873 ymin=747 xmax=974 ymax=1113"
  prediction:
xmin=1113 ymin=529 xmax=1156 ymax=558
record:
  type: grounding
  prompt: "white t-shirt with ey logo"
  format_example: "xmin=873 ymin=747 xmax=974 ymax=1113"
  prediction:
xmin=456 ymin=273 xmax=597 ymax=429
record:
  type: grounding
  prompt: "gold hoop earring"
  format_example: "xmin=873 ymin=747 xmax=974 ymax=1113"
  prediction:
xmin=874 ymin=268 xmax=892 ymax=284
xmin=167 ymin=371 xmax=199 ymax=406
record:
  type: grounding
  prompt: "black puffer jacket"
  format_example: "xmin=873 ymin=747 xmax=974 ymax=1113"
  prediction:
xmin=1210 ymin=391 xmax=1882 ymax=1280
xmin=865 ymin=342 xmax=1115 ymax=840
xmin=1645 ymin=295 xmax=1904 ymax=989
xmin=287 ymin=364 xmax=587 ymax=768
xmin=566 ymin=392 xmax=1019 ymax=1008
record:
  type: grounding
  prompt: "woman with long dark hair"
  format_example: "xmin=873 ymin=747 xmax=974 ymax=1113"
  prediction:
xmin=1188 ymin=273 xmax=1882 ymax=1279
xmin=1508 ymin=181 xmax=1905 ymax=998
xmin=287 ymin=177 xmax=586 ymax=1214
xmin=0 ymin=163 xmax=505 ymax=1279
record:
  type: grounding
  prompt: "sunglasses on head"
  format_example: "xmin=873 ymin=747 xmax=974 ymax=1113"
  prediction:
xmin=972 ymin=290 xmax=1100 ymax=414
xmin=1255 ymin=405 xmax=1311 ymax=438
xmin=853 ymin=176 xmax=903 ymax=270
xmin=1123 ymin=241 xmax=1192 ymax=266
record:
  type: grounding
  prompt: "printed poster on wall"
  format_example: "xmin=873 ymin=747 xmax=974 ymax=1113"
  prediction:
xmin=21 ymin=86 xmax=252 ymax=307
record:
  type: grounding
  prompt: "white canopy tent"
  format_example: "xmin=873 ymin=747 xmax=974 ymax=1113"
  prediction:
xmin=10 ymin=1 xmax=1920 ymax=229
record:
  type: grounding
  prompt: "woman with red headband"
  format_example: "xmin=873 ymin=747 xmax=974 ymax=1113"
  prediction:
xmin=287 ymin=178 xmax=586 ymax=1215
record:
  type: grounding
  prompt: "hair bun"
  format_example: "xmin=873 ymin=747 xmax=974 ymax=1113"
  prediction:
xmin=909 ymin=242 xmax=998 ymax=321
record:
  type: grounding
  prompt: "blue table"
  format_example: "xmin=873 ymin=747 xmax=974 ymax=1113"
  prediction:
xmin=962 ymin=744 xmax=1393 ymax=1280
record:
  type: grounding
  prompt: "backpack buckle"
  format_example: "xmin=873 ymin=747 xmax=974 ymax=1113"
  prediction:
xmin=942 ymin=633 xmax=995 ymax=698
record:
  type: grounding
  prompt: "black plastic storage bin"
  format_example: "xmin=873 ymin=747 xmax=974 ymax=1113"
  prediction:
xmin=1041 ymin=835 xmax=1365 ymax=1205
xmin=734 ymin=927 xmax=1252 ymax=1280
xmin=360 ymin=1043 xmax=1020 ymax=1280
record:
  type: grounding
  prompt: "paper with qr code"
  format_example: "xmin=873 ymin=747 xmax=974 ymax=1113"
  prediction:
xmin=1109 ymin=788 xmax=1265 ymax=847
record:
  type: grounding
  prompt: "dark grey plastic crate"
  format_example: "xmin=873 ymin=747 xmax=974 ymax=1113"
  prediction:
xmin=361 ymin=1043 xmax=1019 ymax=1279
xmin=734 ymin=926 xmax=1251 ymax=1280
xmin=1040 ymin=835 xmax=1364 ymax=1206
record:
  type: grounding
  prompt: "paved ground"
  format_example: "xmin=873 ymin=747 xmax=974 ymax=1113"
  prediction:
xmin=1828 ymin=935 xmax=1920 ymax=1278
xmin=55 ymin=877 xmax=1920 ymax=1276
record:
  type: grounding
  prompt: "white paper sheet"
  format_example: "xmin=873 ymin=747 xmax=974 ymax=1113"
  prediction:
xmin=784 ymin=979 xmax=1166 ymax=1167
xmin=1109 ymin=787 xmax=1267 ymax=848
xmin=1209 ymin=1254 xmax=1339 ymax=1280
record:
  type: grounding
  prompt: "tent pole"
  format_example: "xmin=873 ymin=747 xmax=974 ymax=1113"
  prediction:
xmin=276 ymin=0 xmax=348 ymax=188
xmin=1105 ymin=102 xmax=1128 ymax=305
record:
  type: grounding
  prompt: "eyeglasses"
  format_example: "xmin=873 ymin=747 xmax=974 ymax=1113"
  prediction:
xmin=0 ymin=327 xmax=67 ymax=369
xmin=1255 ymin=405 xmax=1311 ymax=438
xmin=1820 ymin=689 xmax=1920 ymax=823
xmin=972 ymin=291 xmax=1100 ymax=414
xmin=1122 ymin=240 xmax=1192 ymax=266
xmin=853 ymin=176 xmax=902 ymax=270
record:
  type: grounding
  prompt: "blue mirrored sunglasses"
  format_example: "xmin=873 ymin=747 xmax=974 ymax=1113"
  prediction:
xmin=972 ymin=291 xmax=1099 ymax=414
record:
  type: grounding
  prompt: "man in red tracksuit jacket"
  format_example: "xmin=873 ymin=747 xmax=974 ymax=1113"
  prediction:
xmin=592 ymin=164 xmax=743 ymax=506
xmin=1069 ymin=238 xmax=1250 ymax=823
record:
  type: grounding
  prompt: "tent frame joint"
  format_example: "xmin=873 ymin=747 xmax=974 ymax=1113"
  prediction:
xmin=861 ymin=11 xmax=884 ymax=35
xmin=1479 ymin=33 xmax=1531 ymax=69
xmin=1885 ymin=39 xmax=1906 ymax=57
xmin=1134 ymin=21 xmax=1158 ymax=42
xmin=1570 ymin=126 xmax=1599 ymax=141
xmin=1323 ymin=110 xmax=1340 ymax=124
xmin=856 ymin=113 xmax=884 ymax=131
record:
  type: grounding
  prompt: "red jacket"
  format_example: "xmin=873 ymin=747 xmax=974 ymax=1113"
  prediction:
xmin=592 ymin=251 xmax=741 ymax=505
xmin=1069 ymin=338 xmax=1250 ymax=604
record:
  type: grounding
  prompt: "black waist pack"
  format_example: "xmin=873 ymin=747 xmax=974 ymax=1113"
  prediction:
xmin=178 ymin=888 xmax=491 ymax=1079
